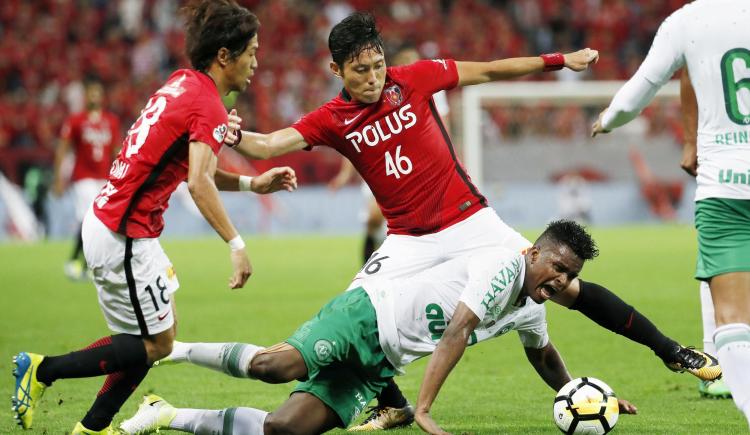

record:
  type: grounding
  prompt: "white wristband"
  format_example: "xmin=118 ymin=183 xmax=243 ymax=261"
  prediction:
xmin=239 ymin=175 xmax=253 ymax=192
xmin=228 ymin=235 xmax=245 ymax=251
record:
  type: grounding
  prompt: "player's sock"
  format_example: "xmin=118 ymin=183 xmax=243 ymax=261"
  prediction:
xmin=36 ymin=334 xmax=147 ymax=385
xmin=570 ymin=280 xmax=677 ymax=361
xmin=71 ymin=227 xmax=84 ymax=261
xmin=700 ymin=281 xmax=717 ymax=355
xmin=376 ymin=378 xmax=408 ymax=408
xmin=170 ymin=407 xmax=268 ymax=434
xmin=714 ymin=323 xmax=750 ymax=426
xmin=182 ymin=342 xmax=263 ymax=378
xmin=80 ymin=364 xmax=150 ymax=431
xmin=363 ymin=234 xmax=376 ymax=264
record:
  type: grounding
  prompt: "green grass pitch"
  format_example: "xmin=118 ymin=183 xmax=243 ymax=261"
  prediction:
xmin=0 ymin=225 xmax=746 ymax=434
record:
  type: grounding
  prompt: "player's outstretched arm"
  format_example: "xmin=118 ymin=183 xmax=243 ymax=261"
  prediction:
xmin=188 ymin=141 xmax=251 ymax=289
xmin=679 ymin=67 xmax=698 ymax=177
xmin=52 ymin=137 xmax=72 ymax=196
xmin=328 ymin=158 xmax=356 ymax=191
xmin=224 ymin=109 xmax=308 ymax=159
xmin=456 ymin=48 xmax=599 ymax=87
xmin=415 ymin=302 xmax=480 ymax=435
xmin=523 ymin=342 xmax=571 ymax=392
xmin=214 ymin=167 xmax=298 ymax=193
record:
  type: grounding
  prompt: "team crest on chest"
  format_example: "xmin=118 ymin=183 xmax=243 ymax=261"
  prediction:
xmin=213 ymin=123 xmax=228 ymax=144
xmin=383 ymin=84 xmax=403 ymax=106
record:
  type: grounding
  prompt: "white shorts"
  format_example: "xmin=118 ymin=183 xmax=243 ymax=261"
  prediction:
xmin=72 ymin=179 xmax=106 ymax=222
xmin=82 ymin=207 xmax=179 ymax=336
xmin=349 ymin=207 xmax=530 ymax=288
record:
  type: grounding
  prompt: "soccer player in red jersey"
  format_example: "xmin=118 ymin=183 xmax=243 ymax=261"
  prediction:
xmin=11 ymin=1 xmax=296 ymax=433
xmin=175 ymin=12 xmax=717 ymax=433
xmin=53 ymin=78 xmax=121 ymax=281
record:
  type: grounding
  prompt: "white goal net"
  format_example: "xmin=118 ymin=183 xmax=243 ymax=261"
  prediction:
xmin=460 ymin=80 xmax=682 ymax=192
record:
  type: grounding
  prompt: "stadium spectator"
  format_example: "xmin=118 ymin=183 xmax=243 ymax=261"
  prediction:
xmin=52 ymin=78 xmax=121 ymax=281
xmin=0 ymin=0 xmax=686 ymax=186
xmin=11 ymin=2 xmax=296 ymax=433
xmin=592 ymin=0 xmax=750 ymax=426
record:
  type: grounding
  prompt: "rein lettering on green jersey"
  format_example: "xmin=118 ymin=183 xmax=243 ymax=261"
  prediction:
xmin=720 ymin=48 xmax=750 ymax=125
xmin=425 ymin=303 xmax=477 ymax=345
xmin=481 ymin=257 xmax=521 ymax=311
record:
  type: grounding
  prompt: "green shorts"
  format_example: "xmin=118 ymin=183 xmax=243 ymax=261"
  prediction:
xmin=286 ymin=287 xmax=397 ymax=427
xmin=695 ymin=198 xmax=750 ymax=280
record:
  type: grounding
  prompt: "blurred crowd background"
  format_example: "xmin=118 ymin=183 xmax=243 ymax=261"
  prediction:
xmin=0 ymin=0 xmax=686 ymax=187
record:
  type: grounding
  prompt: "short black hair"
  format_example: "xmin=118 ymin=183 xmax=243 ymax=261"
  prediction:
xmin=328 ymin=12 xmax=384 ymax=67
xmin=182 ymin=0 xmax=260 ymax=72
xmin=83 ymin=76 xmax=103 ymax=88
xmin=535 ymin=220 xmax=599 ymax=261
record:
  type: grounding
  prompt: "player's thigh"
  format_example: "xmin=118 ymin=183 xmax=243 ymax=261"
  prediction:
xmin=440 ymin=207 xmax=531 ymax=257
xmin=709 ymin=272 xmax=750 ymax=325
xmin=251 ymin=343 xmax=307 ymax=383
xmin=72 ymin=179 xmax=105 ymax=222
xmin=265 ymin=392 xmax=341 ymax=434
xmin=348 ymin=233 xmax=440 ymax=288
xmin=83 ymin=211 xmax=180 ymax=337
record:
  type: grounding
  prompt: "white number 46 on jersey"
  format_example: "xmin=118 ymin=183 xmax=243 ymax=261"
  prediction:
xmin=385 ymin=145 xmax=412 ymax=179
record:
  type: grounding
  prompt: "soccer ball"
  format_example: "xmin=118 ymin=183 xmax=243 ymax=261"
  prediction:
xmin=553 ymin=377 xmax=619 ymax=434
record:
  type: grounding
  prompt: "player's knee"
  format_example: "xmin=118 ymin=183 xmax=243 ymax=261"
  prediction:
xmin=144 ymin=330 xmax=175 ymax=363
xmin=263 ymin=412 xmax=302 ymax=435
xmin=714 ymin=303 xmax=750 ymax=326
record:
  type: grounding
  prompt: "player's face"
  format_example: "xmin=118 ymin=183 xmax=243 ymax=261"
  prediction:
xmin=227 ymin=35 xmax=259 ymax=93
xmin=392 ymin=48 xmax=419 ymax=67
xmin=85 ymin=84 xmax=104 ymax=110
xmin=335 ymin=48 xmax=386 ymax=104
xmin=523 ymin=244 xmax=583 ymax=304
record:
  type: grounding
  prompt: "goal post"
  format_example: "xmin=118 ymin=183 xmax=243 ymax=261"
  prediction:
xmin=460 ymin=80 xmax=681 ymax=191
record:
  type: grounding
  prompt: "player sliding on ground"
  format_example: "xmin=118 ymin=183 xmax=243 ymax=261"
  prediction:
xmin=220 ymin=11 xmax=721 ymax=430
xmin=11 ymin=2 xmax=296 ymax=433
xmin=119 ymin=221 xmax=636 ymax=434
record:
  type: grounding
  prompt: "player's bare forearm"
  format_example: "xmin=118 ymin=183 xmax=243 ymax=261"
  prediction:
xmin=457 ymin=58 xmax=544 ymax=86
xmin=416 ymin=303 xmax=479 ymax=416
xmin=52 ymin=139 xmax=72 ymax=195
xmin=680 ymin=67 xmax=698 ymax=176
xmin=225 ymin=110 xmax=308 ymax=159
xmin=188 ymin=142 xmax=239 ymax=243
xmin=457 ymin=49 xmax=597 ymax=86
xmin=524 ymin=343 xmax=571 ymax=391
xmin=214 ymin=169 xmax=241 ymax=191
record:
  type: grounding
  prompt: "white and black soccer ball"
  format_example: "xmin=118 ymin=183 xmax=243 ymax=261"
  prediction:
xmin=553 ymin=377 xmax=619 ymax=434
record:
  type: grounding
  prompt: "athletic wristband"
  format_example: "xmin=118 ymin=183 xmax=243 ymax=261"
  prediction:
xmin=239 ymin=175 xmax=253 ymax=192
xmin=541 ymin=53 xmax=565 ymax=72
xmin=228 ymin=235 xmax=245 ymax=251
xmin=229 ymin=129 xmax=243 ymax=148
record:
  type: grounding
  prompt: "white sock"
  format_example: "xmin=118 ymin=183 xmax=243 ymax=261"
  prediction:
xmin=170 ymin=407 xmax=268 ymax=434
xmin=699 ymin=282 xmax=717 ymax=355
xmin=714 ymin=323 xmax=750 ymax=427
xmin=183 ymin=342 xmax=264 ymax=378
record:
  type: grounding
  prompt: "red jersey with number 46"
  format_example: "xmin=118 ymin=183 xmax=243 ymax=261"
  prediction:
xmin=60 ymin=110 xmax=120 ymax=181
xmin=93 ymin=69 xmax=229 ymax=238
xmin=292 ymin=59 xmax=486 ymax=236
